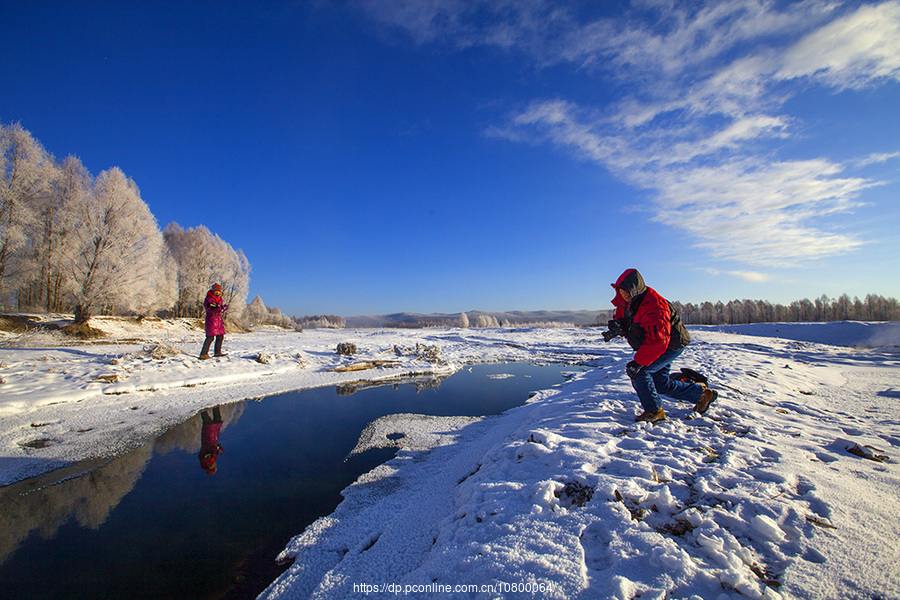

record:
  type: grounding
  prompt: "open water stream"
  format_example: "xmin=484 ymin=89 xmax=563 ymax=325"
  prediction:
xmin=0 ymin=362 xmax=577 ymax=599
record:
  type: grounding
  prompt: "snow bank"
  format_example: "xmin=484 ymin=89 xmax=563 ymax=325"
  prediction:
xmin=1 ymin=320 xmax=898 ymax=599
xmin=0 ymin=321 xmax=587 ymax=485
xmin=259 ymin=324 xmax=900 ymax=600
xmin=692 ymin=321 xmax=900 ymax=348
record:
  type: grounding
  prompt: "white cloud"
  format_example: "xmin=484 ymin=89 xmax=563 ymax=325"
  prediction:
xmin=777 ymin=1 xmax=900 ymax=88
xmin=662 ymin=115 xmax=790 ymax=165
xmin=558 ymin=0 xmax=834 ymax=78
xmin=704 ymin=268 xmax=772 ymax=282
xmin=359 ymin=0 xmax=899 ymax=267
xmin=492 ymin=99 xmax=872 ymax=265
xmin=648 ymin=159 xmax=870 ymax=266
xmin=854 ymin=151 xmax=900 ymax=167
xmin=355 ymin=0 xmax=575 ymax=53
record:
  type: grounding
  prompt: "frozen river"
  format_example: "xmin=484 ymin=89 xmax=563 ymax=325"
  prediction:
xmin=0 ymin=362 xmax=575 ymax=600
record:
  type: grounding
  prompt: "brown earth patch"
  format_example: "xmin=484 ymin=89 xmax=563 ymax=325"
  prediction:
xmin=0 ymin=314 xmax=62 ymax=333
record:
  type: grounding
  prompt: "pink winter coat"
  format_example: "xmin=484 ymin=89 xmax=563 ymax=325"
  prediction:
xmin=204 ymin=291 xmax=228 ymax=336
xmin=199 ymin=421 xmax=224 ymax=472
xmin=201 ymin=420 xmax=223 ymax=448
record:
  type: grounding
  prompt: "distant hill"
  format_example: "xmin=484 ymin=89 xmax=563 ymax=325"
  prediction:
xmin=344 ymin=309 xmax=610 ymax=329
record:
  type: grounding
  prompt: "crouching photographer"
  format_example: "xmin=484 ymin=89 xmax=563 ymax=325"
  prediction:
xmin=605 ymin=268 xmax=718 ymax=423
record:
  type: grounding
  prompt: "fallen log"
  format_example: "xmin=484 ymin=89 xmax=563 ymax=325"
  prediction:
xmin=331 ymin=360 xmax=401 ymax=373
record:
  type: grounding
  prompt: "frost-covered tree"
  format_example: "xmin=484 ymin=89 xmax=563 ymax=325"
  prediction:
xmin=247 ymin=296 xmax=297 ymax=328
xmin=247 ymin=295 xmax=268 ymax=325
xmin=213 ymin=240 xmax=250 ymax=324
xmin=296 ymin=315 xmax=345 ymax=329
xmin=131 ymin=245 xmax=178 ymax=317
xmin=459 ymin=312 xmax=469 ymax=328
xmin=68 ymin=167 xmax=172 ymax=323
xmin=164 ymin=222 xmax=250 ymax=322
xmin=0 ymin=122 xmax=55 ymax=305
xmin=266 ymin=305 xmax=293 ymax=328
xmin=474 ymin=314 xmax=499 ymax=328
xmin=23 ymin=155 xmax=89 ymax=311
xmin=164 ymin=223 xmax=218 ymax=317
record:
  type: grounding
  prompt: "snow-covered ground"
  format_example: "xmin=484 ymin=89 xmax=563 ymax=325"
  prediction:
xmin=1 ymin=317 xmax=899 ymax=599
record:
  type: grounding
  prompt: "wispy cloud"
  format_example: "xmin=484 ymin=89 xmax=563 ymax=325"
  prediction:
xmin=358 ymin=0 xmax=900 ymax=267
xmin=648 ymin=158 xmax=871 ymax=266
xmin=854 ymin=151 xmax=900 ymax=167
xmin=703 ymin=268 xmax=772 ymax=283
xmin=776 ymin=1 xmax=900 ymax=89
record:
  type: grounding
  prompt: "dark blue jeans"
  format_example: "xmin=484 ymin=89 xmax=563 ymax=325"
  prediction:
xmin=631 ymin=347 xmax=704 ymax=412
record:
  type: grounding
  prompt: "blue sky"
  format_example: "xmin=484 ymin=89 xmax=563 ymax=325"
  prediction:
xmin=3 ymin=0 xmax=899 ymax=317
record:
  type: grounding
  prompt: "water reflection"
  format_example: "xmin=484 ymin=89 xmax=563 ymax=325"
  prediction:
xmin=199 ymin=406 xmax=225 ymax=474
xmin=0 ymin=363 xmax=574 ymax=600
xmin=0 ymin=446 xmax=152 ymax=565
xmin=335 ymin=373 xmax=451 ymax=396
xmin=0 ymin=403 xmax=243 ymax=566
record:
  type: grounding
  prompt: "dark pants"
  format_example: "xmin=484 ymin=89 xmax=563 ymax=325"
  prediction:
xmin=201 ymin=406 xmax=222 ymax=424
xmin=631 ymin=347 xmax=704 ymax=412
xmin=201 ymin=335 xmax=224 ymax=356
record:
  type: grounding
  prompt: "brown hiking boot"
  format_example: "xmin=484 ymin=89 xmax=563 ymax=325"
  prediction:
xmin=635 ymin=408 xmax=666 ymax=423
xmin=694 ymin=388 xmax=718 ymax=414
xmin=199 ymin=354 xmax=211 ymax=360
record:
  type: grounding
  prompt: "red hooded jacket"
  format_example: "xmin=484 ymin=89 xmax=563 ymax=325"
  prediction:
xmin=204 ymin=291 xmax=228 ymax=336
xmin=611 ymin=269 xmax=690 ymax=366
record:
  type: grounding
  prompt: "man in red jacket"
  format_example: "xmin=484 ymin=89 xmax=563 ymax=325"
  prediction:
xmin=608 ymin=268 xmax=717 ymax=423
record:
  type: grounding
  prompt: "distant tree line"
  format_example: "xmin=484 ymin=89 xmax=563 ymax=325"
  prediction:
xmin=343 ymin=295 xmax=900 ymax=330
xmin=247 ymin=296 xmax=295 ymax=329
xmin=672 ymin=294 xmax=900 ymax=325
xmin=293 ymin=315 xmax=346 ymax=329
xmin=1 ymin=121 xmax=250 ymax=324
xmin=385 ymin=320 xmax=454 ymax=329
xmin=246 ymin=297 xmax=346 ymax=330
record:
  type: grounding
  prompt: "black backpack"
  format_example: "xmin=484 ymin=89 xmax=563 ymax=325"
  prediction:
xmin=669 ymin=367 xmax=708 ymax=386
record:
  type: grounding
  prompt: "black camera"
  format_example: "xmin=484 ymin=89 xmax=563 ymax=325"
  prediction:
xmin=602 ymin=318 xmax=625 ymax=342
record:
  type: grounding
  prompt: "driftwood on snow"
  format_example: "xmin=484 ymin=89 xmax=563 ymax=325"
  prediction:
xmin=331 ymin=360 xmax=401 ymax=373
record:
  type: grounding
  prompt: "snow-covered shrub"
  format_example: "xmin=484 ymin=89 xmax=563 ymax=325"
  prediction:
xmin=336 ymin=342 xmax=357 ymax=355
xmin=141 ymin=342 xmax=184 ymax=360
xmin=0 ymin=328 xmax=70 ymax=348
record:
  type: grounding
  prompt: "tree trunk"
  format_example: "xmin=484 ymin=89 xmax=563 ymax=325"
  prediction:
xmin=74 ymin=304 xmax=91 ymax=325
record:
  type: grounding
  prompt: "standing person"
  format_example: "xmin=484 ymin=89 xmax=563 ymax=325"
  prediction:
xmin=198 ymin=406 xmax=224 ymax=474
xmin=200 ymin=283 xmax=229 ymax=359
xmin=606 ymin=268 xmax=717 ymax=423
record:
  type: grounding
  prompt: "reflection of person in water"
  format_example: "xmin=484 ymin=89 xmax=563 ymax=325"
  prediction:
xmin=199 ymin=406 xmax=224 ymax=474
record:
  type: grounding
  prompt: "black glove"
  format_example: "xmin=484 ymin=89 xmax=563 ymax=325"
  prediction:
xmin=602 ymin=318 xmax=626 ymax=342
xmin=626 ymin=360 xmax=643 ymax=379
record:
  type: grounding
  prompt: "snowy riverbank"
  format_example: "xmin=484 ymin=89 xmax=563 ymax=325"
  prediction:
xmin=2 ymin=319 xmax=899 ymax=599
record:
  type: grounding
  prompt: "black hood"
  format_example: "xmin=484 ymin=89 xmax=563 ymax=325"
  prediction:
xmin=612 ymin=268 xmax=647 ymax=298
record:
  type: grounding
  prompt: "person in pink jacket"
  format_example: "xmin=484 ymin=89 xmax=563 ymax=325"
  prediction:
xmin=200 ymin=283 xmax=229 ymax=359
xmin=198 ymin=406 xmax=224 ymax=474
